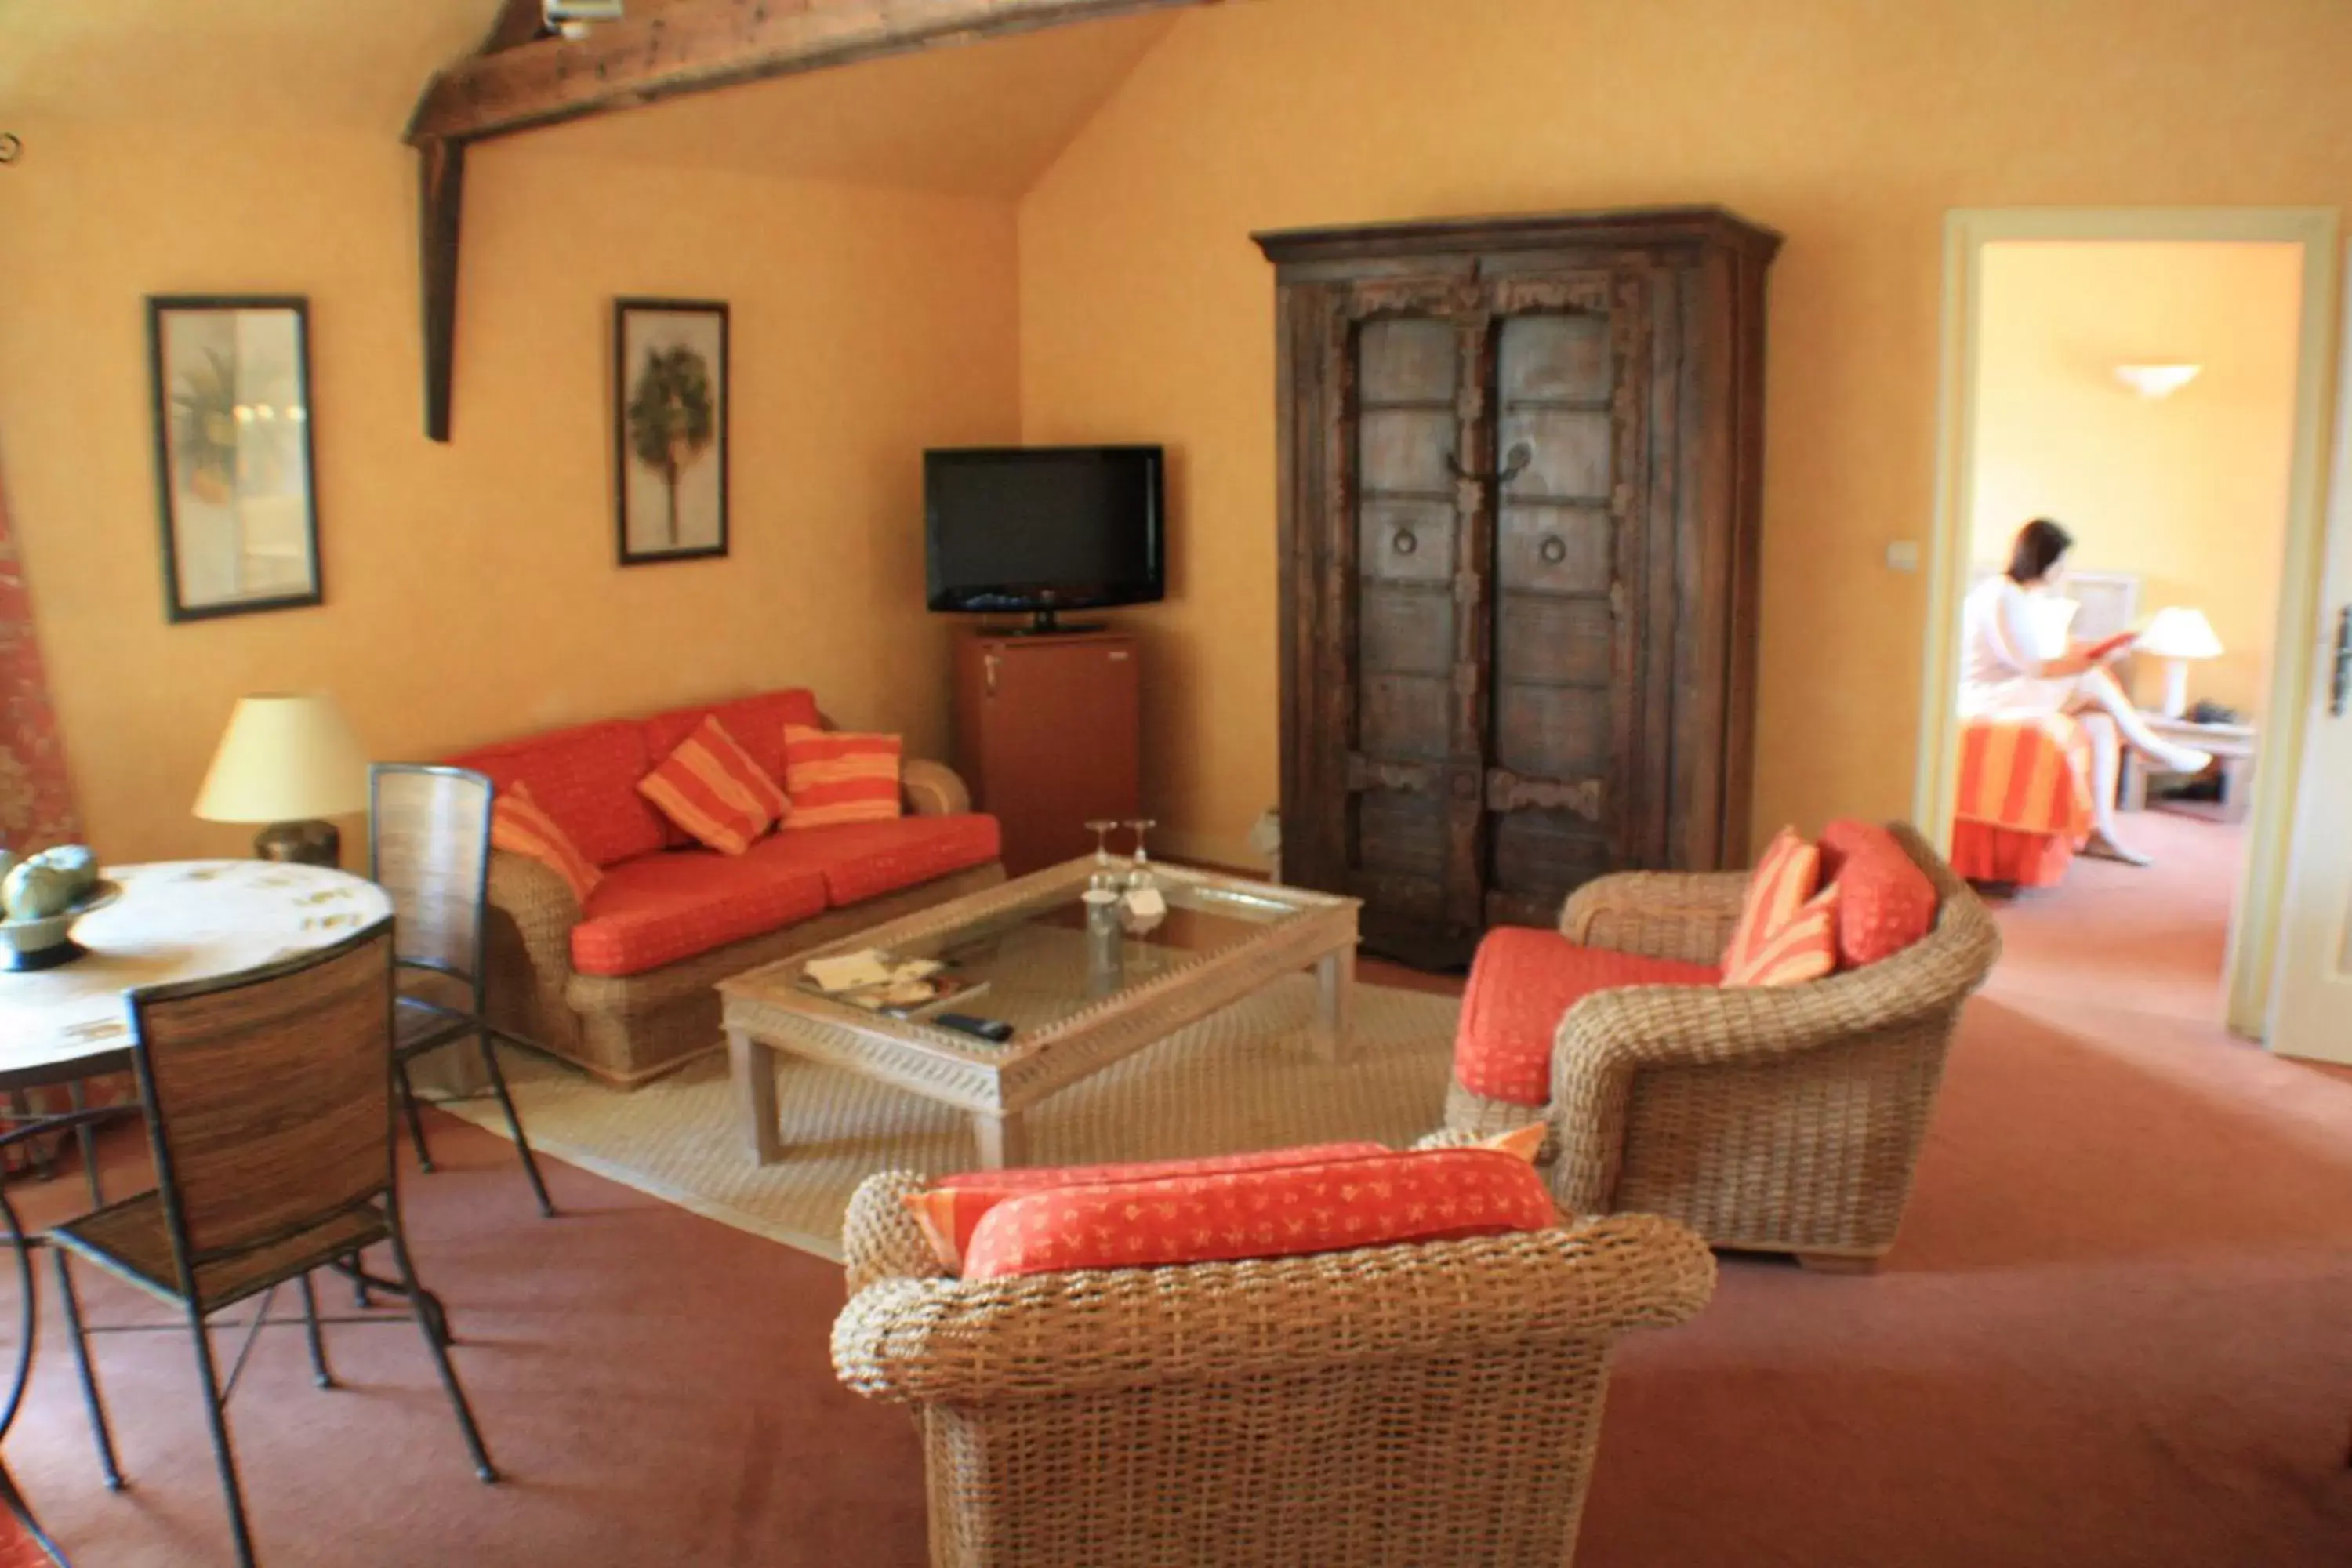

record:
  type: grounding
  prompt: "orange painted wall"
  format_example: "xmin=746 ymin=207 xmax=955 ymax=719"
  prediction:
xmin=1017 ymin=0 xmax=2352 ymax=866
xmin=0 ymin=126 xmax=1019 ymax=863
xmin=1969 ymin=242 xmax=2301 ymax=719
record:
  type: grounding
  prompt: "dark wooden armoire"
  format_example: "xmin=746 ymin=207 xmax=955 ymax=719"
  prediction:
xmin=1254 ymin=207 xmax=1779 ymax=967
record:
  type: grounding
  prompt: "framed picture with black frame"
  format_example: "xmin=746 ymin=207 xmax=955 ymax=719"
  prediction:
xmin=613 ymin=298 xmax=729 ymax=565
xmin=147 ymin=295 xmax=322 ymax=622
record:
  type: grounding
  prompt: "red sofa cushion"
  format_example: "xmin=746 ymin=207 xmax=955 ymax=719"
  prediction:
xmin=567 ymin=815 xmax=1000 ymax=977
xmin=959 ymin=1149 xmax=1559 ymax=1280
xmin=747 ymin=814 xmax=1000 ymax=907
xmin=571 ymin=851 xmax=828 ymax=978
xmin=1454 ymin=927 xmax=1720 ymax=1107
xmin=450 ymin=720 xmax=670 ymax=869
xmin=1817 ymin=818 xmax=1939 ymax=968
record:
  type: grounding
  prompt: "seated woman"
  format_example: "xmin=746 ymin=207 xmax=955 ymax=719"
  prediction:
xmin=1961 ymin=518 xmax=2212 ymax=866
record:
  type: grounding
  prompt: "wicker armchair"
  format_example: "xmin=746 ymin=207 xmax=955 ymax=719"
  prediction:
xmin=1445 ymin=821 xmax=2000 ymax=1270
xmin=832 ymin=1171 xmax=1715 ymax=1567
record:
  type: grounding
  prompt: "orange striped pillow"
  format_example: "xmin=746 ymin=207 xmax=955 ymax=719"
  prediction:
xmin=1722 ymin=884 xmax=1840 ymax=987
xmin=490 ymin=782 xmax=602 ymax=905
xmin=1721 ymin=826 xmax=1820 ymax=975
xmin=637 ymin=715 xmax=787 ymax=855
xmin=780 ymin=724 xmax=901 ymax=829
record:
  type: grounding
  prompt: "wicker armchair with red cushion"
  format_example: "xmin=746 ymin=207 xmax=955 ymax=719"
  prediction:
xmin=1444 ymin=821 xmax=1998 ymax=1269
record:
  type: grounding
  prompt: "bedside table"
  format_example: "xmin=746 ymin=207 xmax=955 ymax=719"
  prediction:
xmin=2118 ymin=713 xmax=2259 ymax=823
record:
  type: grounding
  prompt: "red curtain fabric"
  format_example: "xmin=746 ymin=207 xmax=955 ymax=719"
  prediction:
xmin=0 ymin=466 xmax=79 ymax=851
xmin=0 ymin=458 xmax=129 ymax=1176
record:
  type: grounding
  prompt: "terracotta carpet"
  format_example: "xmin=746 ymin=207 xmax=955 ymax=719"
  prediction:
xmin=5 ymin=810 xmax=2350 ymax=1565
xmin=432 ymin=964 xmax=1465 ymax=1261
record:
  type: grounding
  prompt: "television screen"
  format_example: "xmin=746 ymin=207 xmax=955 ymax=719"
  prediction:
xmin=924 ymin=446 xmax=1164 ymax=622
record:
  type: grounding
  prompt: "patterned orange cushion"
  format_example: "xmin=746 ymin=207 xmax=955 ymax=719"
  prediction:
xmin=490 ymin=782 xmax=603 ymax=905
xmin=747 ymin=814 xmax=1000 ymax=907
xmin=1721 ymin=826 xmax=1821 ymax=974
xmin=904 ymin=1142 xmax=1392 ymax=1272
xmin=641 ymin=690 xmax=824 ymax=847
xmin=568 ymin=851 xmax=828 ymax=978
xmin=959 ymin=1148 xmax=1559 ymax=1281
xmin=1454 ymin=927 xmax=1721 ymax=1106
xmin=637 ymin=715 xmax=789 ymax=855
xmin=780 ymin=725 xmax=901 ymax=829
xmin=449 ymin=720 xmax=670 ymax=869
xmin=641 ymin=689 xmax=822 ymax=789
xmin=1721 ymin=884 xmax=1839 ymax=987
xmin=1817 ymin=818 xmax=1938 ymax=968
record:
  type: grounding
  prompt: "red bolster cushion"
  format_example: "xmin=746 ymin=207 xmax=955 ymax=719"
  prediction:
xmin=958 ymin=1145 xmax=1558 ymax=1281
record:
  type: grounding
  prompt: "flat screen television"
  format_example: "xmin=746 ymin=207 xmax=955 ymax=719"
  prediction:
xmin=924 ymin=445 xmax=1165 ymax=633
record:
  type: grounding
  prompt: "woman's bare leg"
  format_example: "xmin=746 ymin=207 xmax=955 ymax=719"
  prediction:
xmin=2064 ymin=666 xmax=2212 ymax=774
xmin=2074 ymin=711 xmax=2151 ymax=866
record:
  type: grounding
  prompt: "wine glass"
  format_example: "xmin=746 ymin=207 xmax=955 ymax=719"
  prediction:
xmin=1124 ymin=819 xmax=1158 ymax=888
xmin=1087 ymin=819 xmax=1120 ymax=868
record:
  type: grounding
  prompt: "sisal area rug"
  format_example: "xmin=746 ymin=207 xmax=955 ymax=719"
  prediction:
xmin=439 ymin=976 xmax=1464 ymax=1261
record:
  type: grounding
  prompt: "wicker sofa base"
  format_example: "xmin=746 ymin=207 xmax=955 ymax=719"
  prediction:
xmin=490 ymin=862 xmax=1006 ymax=1088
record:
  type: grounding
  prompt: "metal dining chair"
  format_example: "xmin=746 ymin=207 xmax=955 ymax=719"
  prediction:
xmin=369 ymin=764 xmax=553 ymax=1217
xmin=46 ymin=917 xmax=495 ymax=1568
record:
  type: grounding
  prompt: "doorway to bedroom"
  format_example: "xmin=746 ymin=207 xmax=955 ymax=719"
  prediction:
xmin=1918 ymin=211 xmax=2339 ymax=1050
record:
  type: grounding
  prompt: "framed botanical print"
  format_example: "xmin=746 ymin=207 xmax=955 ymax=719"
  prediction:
xmin=614 ymin=298 xmax=728 ymax=565
xmin=147 ymin=296 xmax=322 ymax=622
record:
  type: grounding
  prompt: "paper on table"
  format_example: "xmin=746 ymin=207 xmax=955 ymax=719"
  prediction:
xmin=804 ymin=950 xmax=895 ymax=993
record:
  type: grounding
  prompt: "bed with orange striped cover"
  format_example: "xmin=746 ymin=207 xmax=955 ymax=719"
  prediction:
xmin=1950 ymin=713 xmax=2094 ymax=888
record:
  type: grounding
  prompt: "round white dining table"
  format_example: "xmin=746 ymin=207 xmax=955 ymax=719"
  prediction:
xmin=0 ymin=859 xmax=392 ymax=1091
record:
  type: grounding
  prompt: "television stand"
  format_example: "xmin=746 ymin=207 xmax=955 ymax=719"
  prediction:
xmin=1011 ymin=608 xmax=1106 ymax=636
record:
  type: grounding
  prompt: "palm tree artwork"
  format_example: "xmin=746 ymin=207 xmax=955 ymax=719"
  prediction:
xmin=169 ymin=347 xmax=241 ymax=505
xmin=625 ymin=343 xmax=717 ymax=548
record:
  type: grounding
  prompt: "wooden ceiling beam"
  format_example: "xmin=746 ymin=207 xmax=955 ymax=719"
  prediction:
xmin=407 ymin=0 xmax=1215 ymax=439
xmin=407 ymin=0 xmax=1218 ymax=146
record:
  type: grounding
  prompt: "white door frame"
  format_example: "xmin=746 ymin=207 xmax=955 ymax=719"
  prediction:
xmin=1913 ymin=207 xmax=2342 ymax=1040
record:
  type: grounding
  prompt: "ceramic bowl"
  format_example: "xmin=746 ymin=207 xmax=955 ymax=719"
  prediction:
xmin=0 ymin=879 xmax=121 ymax=970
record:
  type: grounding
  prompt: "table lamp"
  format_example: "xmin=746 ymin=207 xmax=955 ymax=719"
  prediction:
xmin=191 ymin=692 xmax=370 ymax=866
xmin=2136 ymin=607 xmax=2223 ymax=718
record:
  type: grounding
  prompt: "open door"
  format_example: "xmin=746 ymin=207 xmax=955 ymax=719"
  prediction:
xmin=2269 ymin=256 xmax=2352 ymax=1064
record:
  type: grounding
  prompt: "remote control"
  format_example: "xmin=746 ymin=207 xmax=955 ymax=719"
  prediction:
xmin=935 ymin=1012 xmax=1014 ymax=1043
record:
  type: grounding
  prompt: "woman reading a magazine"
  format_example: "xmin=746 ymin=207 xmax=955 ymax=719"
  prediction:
xmin=1959 ymin=517 xmax=2212 ymax=867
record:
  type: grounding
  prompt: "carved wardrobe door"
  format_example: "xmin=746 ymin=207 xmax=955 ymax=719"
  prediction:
xmin=1337 ymin=280 xmax=1493 ymax=948
xmin=1483 ymin=270 xmax=1646 ymax=931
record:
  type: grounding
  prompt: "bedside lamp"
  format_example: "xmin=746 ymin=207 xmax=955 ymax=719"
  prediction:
xmin=192 ymin=693 xmax=370 ymax=866
xmin=2136 ymin=608 xmax=2223 ymax=718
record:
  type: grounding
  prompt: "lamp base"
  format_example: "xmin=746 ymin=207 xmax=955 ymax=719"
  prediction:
xmin=254 ymin=819 xmax=340 ymax=867
xmin=2159 ymin=660 xmax=2191 ymax=720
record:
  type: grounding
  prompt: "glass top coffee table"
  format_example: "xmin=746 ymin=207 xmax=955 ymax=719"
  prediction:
xmin=717 ymin=858 xmax=1361 ymax=1168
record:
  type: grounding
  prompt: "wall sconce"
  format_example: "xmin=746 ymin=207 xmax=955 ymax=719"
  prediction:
xmin=2114 ymin=362 xmax=2202 ymax=399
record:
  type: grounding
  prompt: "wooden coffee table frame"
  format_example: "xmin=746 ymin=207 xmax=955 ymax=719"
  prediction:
xmin=718 ymin=860 xmax=1361 ymax=1169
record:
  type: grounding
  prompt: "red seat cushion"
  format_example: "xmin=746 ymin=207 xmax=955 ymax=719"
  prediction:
xmin=1817 ymin=819 xmax=1939 ymax=968
xmin=570 ymin=851 xmax=828 ymax=978
xmin=744 ymin=814 xmax=1000 ymax=908
xmin=959 ymin=1149 xmax=1559 ymax=1280
xmin=1454 ymin=927 xmax=1720 ymax=1107
xmin=450 ymin=720 xmax=670 ymax=869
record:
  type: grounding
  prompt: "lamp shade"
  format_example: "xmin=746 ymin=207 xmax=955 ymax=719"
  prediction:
xmin=192 ymin=693 xmax=370 ymax=824
xmin=2136 ymin=606 xmax=2224 ymax=661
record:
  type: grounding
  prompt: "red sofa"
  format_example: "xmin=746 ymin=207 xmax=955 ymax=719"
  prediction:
xmin=450 ymin=688 xmax=1003 ymax=1087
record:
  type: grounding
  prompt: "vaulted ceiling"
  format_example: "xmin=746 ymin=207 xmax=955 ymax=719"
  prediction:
xmin=0 ymin=0 xmax=1187 ymax=197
